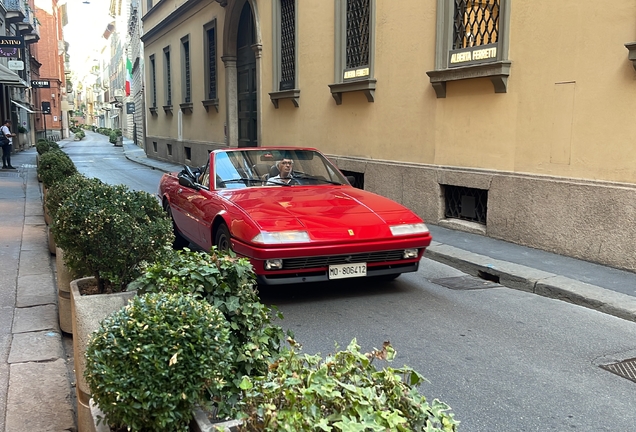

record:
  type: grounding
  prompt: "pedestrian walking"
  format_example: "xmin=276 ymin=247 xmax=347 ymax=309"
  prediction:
xmin=1 ymin=119 xmax=16 ymax=169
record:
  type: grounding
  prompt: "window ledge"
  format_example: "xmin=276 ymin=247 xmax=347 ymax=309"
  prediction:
xmin=180 ymin=102 xmax=193 ymax=114
xmin=202 ymin=99 xmax=219 ymax=112
xmin=328 ymin=79 xmax=376 ymax=105
xmin=269 ymin=89 xmax=300 ymax=108
xmin=163 ymin=105 xmax=173 ymax=115
xmin=426 ymin=61 xmax=512 ymax=98
xmin=625 ymin=42 xmax=636 ymax=71
xmin=149 ymin=106 xmax=158 ymax=116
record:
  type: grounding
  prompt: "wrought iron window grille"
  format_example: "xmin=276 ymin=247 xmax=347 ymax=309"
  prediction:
xmin=453 ymin=0 xmax=500 ymax=50
xmin=279 ymin=0 xmax=296 ymax=91
xmin=345 ymin=0 xmax=370 ymax=70
xmin=207 ymin=27 xmax=217 ymax=100
xmin=183 ymin=40 xmax=191 ymax=103
xmin=165 ymin=50 xmax=171 ymax=106
xmin=443 ymin=185 xmax=488 ymax=225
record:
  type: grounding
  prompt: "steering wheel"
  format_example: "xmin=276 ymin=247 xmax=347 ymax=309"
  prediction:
xmin=288 ymin=178 xmax=301 ymax=186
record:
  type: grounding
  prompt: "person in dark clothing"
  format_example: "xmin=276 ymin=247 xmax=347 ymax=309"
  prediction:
xmin=1 ymin=119 xmax=16 ymax=169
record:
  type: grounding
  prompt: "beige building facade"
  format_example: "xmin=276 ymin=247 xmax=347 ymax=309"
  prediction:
xmin=141 ymin=0 xmax=636 ymax=272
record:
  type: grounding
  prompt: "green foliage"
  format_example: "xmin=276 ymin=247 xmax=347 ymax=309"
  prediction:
xmin=74 ymin=129 xmax=85 ymax=140
xmin=52 ymin=182 xmax=174 ymax=293
xmin=45 ymin=173 xmax=102 ymax=227
xmin=85 ymin=292 xmax=232 ymax=432
xmin=17 ymin=125 xmax=27 ymax=133
xmin=36 ymin=140 xmax=50 ymax=155
xmin=109 ymin=130 xmax=118 ymax=144
xmin=37 ymin=149 xmax=78 ymax=188
xmin=236 ymin=339 xmax=459 ymax=432
xmin=130 ymin=248 xmax=288 ymax=417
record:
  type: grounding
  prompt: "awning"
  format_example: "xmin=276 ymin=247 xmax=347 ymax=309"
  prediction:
xmin=0 ymin=64 xmax=27 ymax=88
xmin=11 ymin=100 xmax=35 ymax=113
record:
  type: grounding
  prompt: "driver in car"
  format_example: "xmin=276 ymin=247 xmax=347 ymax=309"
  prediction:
xmin=267 ymin=159 xmax=295 ymax=185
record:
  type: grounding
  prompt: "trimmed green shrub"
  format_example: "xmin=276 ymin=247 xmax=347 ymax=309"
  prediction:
xmin=74 ymin=129 xmax=85 ymax=140
xmin=37 ymin=149 xmax=78 ymax=188
xmin=85 ymin=292 xmax=232 ymax=432
xmin=130 ymin=248 xmax=288 ymax=417
xmin=17 ymin=125 xmax=27 ymax=133
xmin=53 ymin=182 xmax=174 ymax=293
xmin=237 ymin=339 xmax=459 ymax=432
xmin=36 ymin=140 xmax=50 ymax=155
xmin=45 ymin=173 xmax=102 ymax=224
xmin=109 ymin=130 xmax=117 ymax=144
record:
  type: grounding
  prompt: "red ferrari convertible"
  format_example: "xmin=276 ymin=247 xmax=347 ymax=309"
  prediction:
xmin=157 ymin=148 xmax=432 ymax=285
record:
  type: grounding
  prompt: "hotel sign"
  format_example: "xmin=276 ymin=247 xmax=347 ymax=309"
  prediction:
xmin=449 ymin=43 xmax=498 ymax=68
xmin=0 ymin=36 xmax=23 ymax=57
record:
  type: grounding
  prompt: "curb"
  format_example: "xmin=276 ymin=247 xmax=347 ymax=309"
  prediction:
xmin=425 ymin=243 xmax=636 ymax=323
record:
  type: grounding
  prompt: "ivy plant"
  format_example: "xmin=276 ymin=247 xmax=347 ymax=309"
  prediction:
xmin=130 ymin=247 xmax=289 ymax=417
xmin=85 ymin=292 xmax=232 ymax=432
xmin=236 ymin=339 xmax=459 ymax=432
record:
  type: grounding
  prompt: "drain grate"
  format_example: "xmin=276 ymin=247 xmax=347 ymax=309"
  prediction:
xmin=600 ymin=358 xmax=636 ymax=383
xmin=431 ymin=275 xmax=501 ymax=290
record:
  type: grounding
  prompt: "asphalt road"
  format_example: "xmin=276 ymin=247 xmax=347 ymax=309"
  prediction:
xmin=63 ymin=134 xmax=636 ymax=432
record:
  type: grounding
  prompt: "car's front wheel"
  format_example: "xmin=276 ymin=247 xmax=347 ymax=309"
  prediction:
xmin=214 ymin=223 xmax=231 ymax=251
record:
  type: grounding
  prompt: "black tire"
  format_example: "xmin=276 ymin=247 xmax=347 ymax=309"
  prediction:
xmin=165 ymin=204 xmax=189 ymax=249
xmin=214 ymin=223 xmax=231 ymax=251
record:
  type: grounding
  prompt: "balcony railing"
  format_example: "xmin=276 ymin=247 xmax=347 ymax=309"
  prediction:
xmin=24 ymin=16 xmax=40 ymax=44
xmin=18 ymin=7 xmax=33 ymax=32
xmin=5 ymin=0 xmax=27 ymax=23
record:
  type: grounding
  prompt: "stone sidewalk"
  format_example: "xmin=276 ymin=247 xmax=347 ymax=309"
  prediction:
xmin=0 ymin=148 xmax=75 ymax=432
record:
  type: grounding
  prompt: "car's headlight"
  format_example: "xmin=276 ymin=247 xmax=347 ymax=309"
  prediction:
xmin=390 ymin=223 xmax=429 ymax=236
xmin=252 ymin=230 xmax=311 ymax=244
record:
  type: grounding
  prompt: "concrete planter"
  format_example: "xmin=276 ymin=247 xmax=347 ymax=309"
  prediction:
xmin=47 ymin=225 xmax=56 ymax=255
xmin=71 ymin=277 xmax=137 ymax=432
xmin=55 ymin=247 xmax=73 ymax=334
xmin=90 ymin=400 xmax=241 ymax=432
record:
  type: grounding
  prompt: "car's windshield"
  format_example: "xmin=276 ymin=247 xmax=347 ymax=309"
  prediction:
xmin=213 ymin=149 xmax=348 ymax=189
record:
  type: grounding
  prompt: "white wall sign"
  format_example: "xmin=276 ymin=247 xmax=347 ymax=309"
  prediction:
xmin=8 ymin=60 xmax=24 ymax=70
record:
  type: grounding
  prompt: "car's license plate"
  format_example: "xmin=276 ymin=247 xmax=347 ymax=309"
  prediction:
xmin=328 ymin=263 xmax=367 ymax=280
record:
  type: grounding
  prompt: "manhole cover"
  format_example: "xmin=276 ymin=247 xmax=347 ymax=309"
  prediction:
xmin=431 ymin=275 xmax=501 ymax=290
xmin=600 ymin=358 xmax=636 ymax=383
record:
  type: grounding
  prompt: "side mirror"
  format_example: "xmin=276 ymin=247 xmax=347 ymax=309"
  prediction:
xmin=346 ymin=175 xmax=356 ymax=187
xmin=178 ymin=174 xmax=199 ymax=189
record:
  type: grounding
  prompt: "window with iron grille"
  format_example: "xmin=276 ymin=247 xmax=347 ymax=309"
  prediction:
xmin=150 ymin=55 xmax=156 ymax=107
xmin=279 ymin=0 xmax=295 ymax=91
xmin=443 ymin=185 xmax=488 ymax=225
xmin=206 ymin=26 xmax=217 ymax=100
xmin=163 ymin=47 xmax=171 ymax=106
xmin=330 ymin=0 xmax=376 ymax=105
xmin=181 ymin=37 xmax=191 ymax=103
xmin=426 ymin=0 xmax=510 ymax=98
xmin=345 ymin=0 xmax=370 ymax=71
xmin=453 ymin=0 xmax=499 ymax=49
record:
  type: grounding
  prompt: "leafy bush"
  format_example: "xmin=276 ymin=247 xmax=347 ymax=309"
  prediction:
xmin=236 ymin=339 xmax=459 ymax=432
xmin=37 ymin=149 xmax=78 ymax=188
xmin=53 ymin=182 xmax=174 ymax=293
xmin=74 ymin=129 xmax=85 ymax=140
xmin=45 ymin=173 xmax=102 ymax=225
xmin=130 ymin=248 xmax=288 ymax=416
xmin=109 ymin=130 xmax=117 ymax=144
xmin=85 ymin=292 xmax=232 ymax=432
xmin=36 ymin=140 xmax=50 ymax=155
xmin=17 ymin=125 xmax=27 ymax=133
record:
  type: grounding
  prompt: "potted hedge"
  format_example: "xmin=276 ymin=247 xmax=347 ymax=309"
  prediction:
xmin=45 ymin=173 xmax=102 ymax=334
xmin=130 ymin=247 xmax=288 ymax=419
xmin=51 ymin=180 xmax=174 ymax=432
xmin=85 ymin=292 xmax=232 ymax=432
xmin=36 ymin=149 xmax=77 ymax=253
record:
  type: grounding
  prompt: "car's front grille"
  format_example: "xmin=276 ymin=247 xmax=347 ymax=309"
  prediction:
xmin=283 ymin=250 xmax=407 ymax=270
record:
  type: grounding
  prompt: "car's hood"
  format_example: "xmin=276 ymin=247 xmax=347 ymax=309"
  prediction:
xmin=223 ymin=187 xmax=424 ymax=241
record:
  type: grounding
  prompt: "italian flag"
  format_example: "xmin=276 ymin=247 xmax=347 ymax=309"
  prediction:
xmin=125 ymin=57 xmax=132 ymax=96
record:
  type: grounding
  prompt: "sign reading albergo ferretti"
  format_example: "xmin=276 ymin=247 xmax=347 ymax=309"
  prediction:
xmin=448 ymin=43 xmax=498 ymax=68
xmin=0 ymin=36 xmax=23 ymax=58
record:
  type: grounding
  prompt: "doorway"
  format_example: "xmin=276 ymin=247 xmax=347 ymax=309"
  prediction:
xmin=236 ymin=2 xmax=257 ymax=148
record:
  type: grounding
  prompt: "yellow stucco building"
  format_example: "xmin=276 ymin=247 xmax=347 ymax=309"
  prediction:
xmin=141 ymin=0 xmax=636 ymax=272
